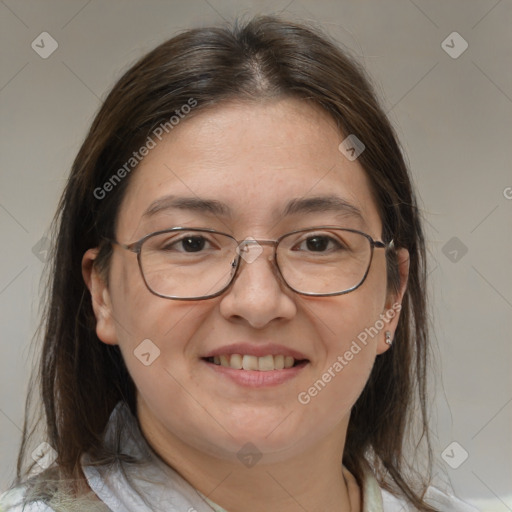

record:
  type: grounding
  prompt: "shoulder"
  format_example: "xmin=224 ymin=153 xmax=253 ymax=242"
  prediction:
xmin=359 ymin=462 xmax=481 ymax=512
xmin=0 ymin=486 xmax=55 ymax=512
xmin=381 ymin=485 xmax=481 ymax=512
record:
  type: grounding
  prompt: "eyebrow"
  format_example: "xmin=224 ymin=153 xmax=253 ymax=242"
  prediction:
xmin=142 ymin=194 xmax=364 ymax=223
xmin=282 ymin=196 xmax=364 ymax=222
xmin=143 ymin=196 xmax=233 ymax=219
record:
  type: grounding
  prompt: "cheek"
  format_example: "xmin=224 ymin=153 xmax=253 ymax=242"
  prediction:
xmin=302 ymin=259 xmax=389 ymax=406
xmin=108 ymin=255 xmax=216 ymax=373
xmin=109 ymin=256 xmax=175 ymax=336
xmin=314 ymin=299 xmax=380 ymax=386
xmin=317 ymin=267 xmax=388 ymax=358
xmin=107 ymin=258 xmax=196 ymax=372
xmin=290 ymin=298 xmax=382 ymax=453
xmin=290 ymin=310 xmax=377 ymax=451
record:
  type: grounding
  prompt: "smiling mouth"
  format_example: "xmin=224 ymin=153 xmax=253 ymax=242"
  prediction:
xmin=202 ymin=354 xmax=309 ymax=371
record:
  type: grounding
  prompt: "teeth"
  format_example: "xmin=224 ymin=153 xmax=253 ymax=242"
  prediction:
xmin=242 ymin=355 xmax=259 ymax=370
xmin=258 ymin=355 xmax=274 ymax=371
xmin=229 ymin=354 xmax=242 ymax=369
xmin=209 ymin=354 xmax=303 ymax=371
xmin=284 ymin=356 xmax=295 ymax=369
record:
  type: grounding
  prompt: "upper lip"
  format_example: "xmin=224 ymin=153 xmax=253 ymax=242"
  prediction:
xmin=202 ymin=343 xmax=309 ymax=361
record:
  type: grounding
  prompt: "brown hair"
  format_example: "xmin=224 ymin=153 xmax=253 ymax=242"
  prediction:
xmin=12 ymin=14 xmax=436 ymax=511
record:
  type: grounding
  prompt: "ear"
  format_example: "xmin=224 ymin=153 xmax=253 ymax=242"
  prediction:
xmin=82 ymin=248 xmax=118 ymax=345
xmin=376 ymin=248 xmax=409 ymax=355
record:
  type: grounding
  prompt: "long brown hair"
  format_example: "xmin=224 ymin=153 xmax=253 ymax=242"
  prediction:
xmin=13 ymin=15 xmax=436 ymax=511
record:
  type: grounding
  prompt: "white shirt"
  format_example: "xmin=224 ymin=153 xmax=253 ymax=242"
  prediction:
xmin=1 ymin=402 xmax=480 ymax=511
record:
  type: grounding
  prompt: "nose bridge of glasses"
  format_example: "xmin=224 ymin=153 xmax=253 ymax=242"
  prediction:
xmin=231 ymin=239 xmax=285 ymax=289
xmin=204 ymin=235 xmax=297 ymax=303
xmin=235 ymin=238 xmax=278 ymax=263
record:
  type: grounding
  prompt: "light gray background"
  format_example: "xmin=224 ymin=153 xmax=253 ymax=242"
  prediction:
xmin=1 ymin=1 xmax=511 ymax=510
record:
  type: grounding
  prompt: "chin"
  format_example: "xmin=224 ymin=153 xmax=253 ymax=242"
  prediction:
xmin=195 ymin=433 xmax=311 ymax=466
xmin=201 ymin=416 xmax=321 ymax=463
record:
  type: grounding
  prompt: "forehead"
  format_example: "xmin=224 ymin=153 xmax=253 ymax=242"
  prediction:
xmin=116 ymin=98 xmax=382 ymax=239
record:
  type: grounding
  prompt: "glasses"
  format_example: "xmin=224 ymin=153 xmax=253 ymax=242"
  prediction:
xmin=106 ymin=227 xmax=393 ymax=301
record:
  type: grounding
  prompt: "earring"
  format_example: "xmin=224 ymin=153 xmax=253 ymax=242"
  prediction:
xmin=385 ymin=331 xmax=393 ymax=345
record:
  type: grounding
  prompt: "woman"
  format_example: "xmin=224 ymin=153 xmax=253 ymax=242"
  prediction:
xmin=1 ymin=15 xmax=479 ymax=512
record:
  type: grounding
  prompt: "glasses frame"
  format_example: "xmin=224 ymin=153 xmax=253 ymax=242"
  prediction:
xmin=105 ymin=226 xmax=394 ymax=301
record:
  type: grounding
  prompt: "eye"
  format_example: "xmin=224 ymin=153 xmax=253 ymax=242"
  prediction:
xmin=293 ymin=233 xmax=346 ymax=253
xmin=162 ymin=234 xmax=213 ymax=253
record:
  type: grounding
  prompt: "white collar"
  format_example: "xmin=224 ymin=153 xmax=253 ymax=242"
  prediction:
xmin=81 ymin=401 xmax=386 ymax=512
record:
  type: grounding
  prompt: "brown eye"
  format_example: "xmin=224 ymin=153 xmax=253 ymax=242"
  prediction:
xmin=168 ymin=236 xmax=208 ymax=253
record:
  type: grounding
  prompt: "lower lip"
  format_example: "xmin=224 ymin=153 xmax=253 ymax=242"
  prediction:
xmin=202 ymin=359 xmax=309 ymax=387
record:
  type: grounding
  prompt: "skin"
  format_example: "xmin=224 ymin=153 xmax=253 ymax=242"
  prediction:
xmin=82 ymin=97 xmax=409 ymax=512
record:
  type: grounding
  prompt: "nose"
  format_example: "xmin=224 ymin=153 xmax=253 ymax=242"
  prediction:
xmin=218 ymin=241 xmax=297 ymax=329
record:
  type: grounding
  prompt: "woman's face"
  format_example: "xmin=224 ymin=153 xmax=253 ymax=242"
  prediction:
xmin=84 ymin=97 xmax=407 ymax=463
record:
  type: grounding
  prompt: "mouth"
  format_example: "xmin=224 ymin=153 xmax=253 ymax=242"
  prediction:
xmin=200 ymin=343 xmax=310 ymax=387
xmin=202 ymin=354 xmax=309 ymax=371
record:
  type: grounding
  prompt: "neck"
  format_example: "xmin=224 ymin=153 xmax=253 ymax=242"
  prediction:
xmin=138 ymin=402 xmax=361 ymax=512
